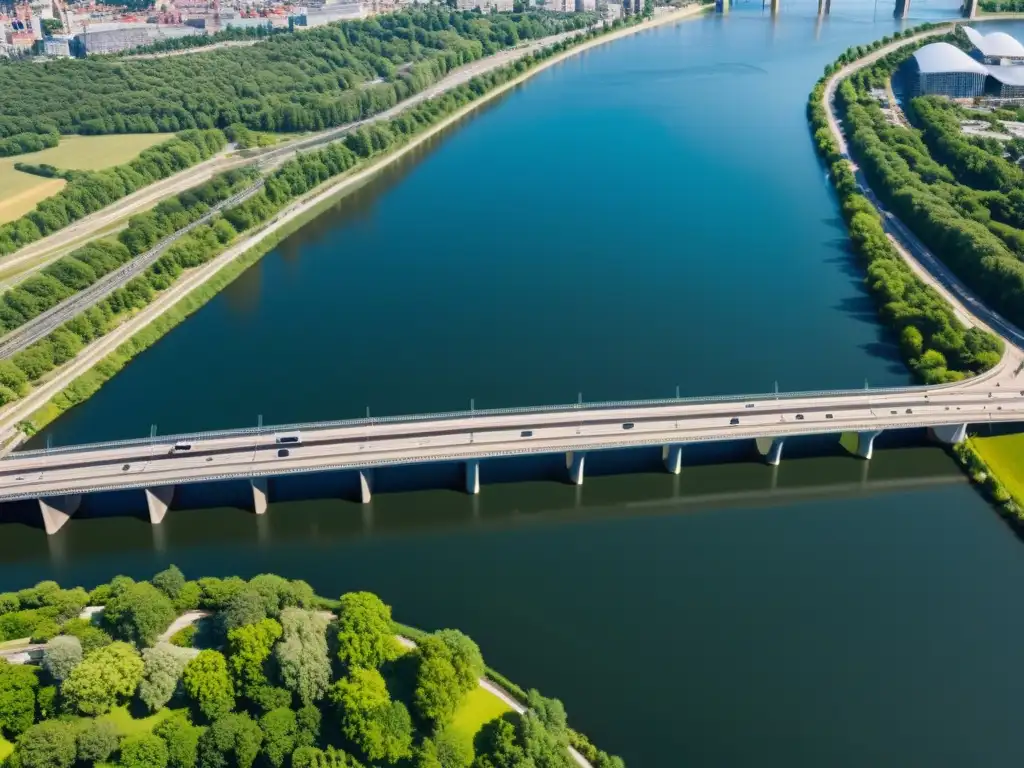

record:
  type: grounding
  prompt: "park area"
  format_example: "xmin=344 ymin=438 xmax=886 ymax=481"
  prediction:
xmin=0 ymin=569 xmax=613 ymax=768
xmin=973 ymin=432 xmax=1024 ymax=503
xmin=0 ymin=135 xmax=171 ymax=224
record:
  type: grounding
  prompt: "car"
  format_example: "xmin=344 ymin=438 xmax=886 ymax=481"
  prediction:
xmin=890 ymin=410 xmax=897 ymax=415
xmin=171 ymin=441 xmax=192 ymax=453
xmin=745 ymin=403 xmax=755 ymax=409
xmin=730 ymin=417 xmax=740 ymax=425
xmin=278 ymin=448 xmax=290 ymax=458
xmin=825 ymin=414 xmax=833 ymax=419
xmin=622 ymin=423 xmax=635 ymax=430
xmin=275 ymin=433 xmax=301 ymax=445
xmin=520 ymin=430 xmax=533 ymax=438
xmin=905 ymin=408 xmax=913 ymax=414
xmin=795 ymin=414 xmax=804 ymax=421
xmin=122 ymin=464 xmax=130 ymax=471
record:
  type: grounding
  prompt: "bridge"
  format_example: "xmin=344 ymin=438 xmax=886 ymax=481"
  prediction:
xmin=1 ymin=355 xmax=1022 ymax=534
xmin=713 ymin=0 xmax=978 ymax=21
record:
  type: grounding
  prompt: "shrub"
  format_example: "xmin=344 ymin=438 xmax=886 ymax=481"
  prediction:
xmin=120 ymin=733 xmax=170 ymax=768
xmin=76 ymin=719 xmax=119 ymax=764
xmin=168 ymin=625 xmax=196 ymax=648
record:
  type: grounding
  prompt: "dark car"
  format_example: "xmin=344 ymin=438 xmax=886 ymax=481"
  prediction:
xmin=730 ymin=417 xmax=740 ymax=425
xmin=278 ymin=448 xmax=290 ymax=458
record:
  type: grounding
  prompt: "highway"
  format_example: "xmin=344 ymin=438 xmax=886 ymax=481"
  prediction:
xmin=1 ymin=372 xmax=1023 ymax=503
xmin=0 ymin=181 xmax=265 ymax=360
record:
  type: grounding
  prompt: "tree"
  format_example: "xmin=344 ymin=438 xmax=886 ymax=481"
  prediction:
xmin=61 ymin=641 xmax=144 ymax=716
xmin=295 ymin=704 xmax=321 ymax=749
xmin=226 ymin=618 xmax=281 ymax=697
xmin=14 ymin=721 xmax=76 ymax=768
xmin=413 ymin=638 xmax=461 ymax=727
xmin=251 ymin=685 xmax=292 ymax=713
xmin=0 ymin=659 xmax=40 ymax=737
xmin=526 ymin=690 xmax=567 ymax=738
xmin=120 ymin=734 xmax=169 ymax=768
xmin=182 ymin=650 xmax=235 ymax=722
xmin=259 ymin=708 xmax=296 ymax=768
xmin=76 ymin=720 xmax=119 ymax=764
xmin=434 ymin=630 xmax=483 ymax=695
xmin=275 ymin=609 xmax=331 ymax=706
xmin=197 ymin=713 xmax=263 ymax=768
xmin=42 ymin=635 xmax=82 ymax=684
xmin=153 ymin=712 xmax=202 ymax=768
xmin=434 ymin=725 xmax=473 ymax=768
xmin=334 ymin=592 xmax=400 ymax=671
xmin=328 ymin=667 xmax=412 ymax=764
xmin=291 ymin=746 xmax=359 ymax=768
xmin=152 ymin=565 xmax=186 ymax=602
xmin=103 ymin=582 xmax=176 ymax=647
xmin=139 ymin=642 xmax=194 ymax=712
xmin=60 ymin=618 xmax=113 ymax=654
xmin=220 ymin=589 xmax=267 ymax=633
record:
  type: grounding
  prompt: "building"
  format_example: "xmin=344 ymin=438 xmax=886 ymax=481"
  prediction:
xmin=963 ymin=25 xmax=1024 ymax=65
xmin=985 ymin=64 xmax=1024 ymax=99
xmin=903 ymin=41 xmax=987 ymax=99
xmin=43 ymin=33 xmax=71 ymax=55
xmin=72 ymin=22 xmax=201 ymax=54
xmin=454 ymin=0 xmax=514 ymax=10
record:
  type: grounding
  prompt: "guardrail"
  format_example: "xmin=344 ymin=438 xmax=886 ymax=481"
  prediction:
xmin=9 ymin=378 xmax=985 ymax=459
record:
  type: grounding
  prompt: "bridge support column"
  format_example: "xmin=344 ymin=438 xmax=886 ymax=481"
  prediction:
xmin=38 ymin=494 xmax=81 ymax=536
xmin=465 ymin=460 xmax=480 ymax=495
xmin=929 ymin=423 xmax=967 ymax=445
xmin=250 ymin=477 xmax=269 ymax=515
xmin=715 ymin=0 xmax=728 ymax=12
xmin=817 ymin=0 xmax=830 ymax=14
xmin=358 ymin=470 xmax=373 ymax=504
xmin=755 ymin=437 xmax=785 ymax=467
xmin=663 ymin=445 xmax=683 ymax=475
xmin=566 ymin=451 xmax=586 ymax=486
xmin=840 ymin=430 xmax=883 ymax=460
xmin=962 ymin=0 xmax=977 ymax=15
xmin=770 ymin=0 xmax=779 ymax=13
xmin=144 ymin=486 xmax=175 ymax=525
xmin=894 ymin=0 xmax=910 ymax=18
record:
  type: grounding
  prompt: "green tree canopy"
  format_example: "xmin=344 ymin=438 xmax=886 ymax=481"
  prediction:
xmin=182 ymin=650 xmax=235 ymax=722
xmin=76 ymin=719 xmax=119 ymax=764
xmin=104 ymin=582 xmax=176 ymax=647
xmin=13 ymin=720 xmax=76 ymax=768
xmin=0 ymin=659 xmax=40 ymax=737
xmin=259 ymin=708 xmax=296 ymax=768
xmin=120 ymin=733 xmax=170 ymax=768
xmin=61 ymin=641 xmax=143 ymax=716
xmin=139 ymin=642 xmax=195 ymax=712
xmin=226 ymin=618 xmax=281 ymax=697
xmin=42 ymin=635 xmax=82 ymax=684
xmin=328 ymin=667 xmax=412 ymax=764
xmin=196 ymin=712 xmax=263 ymax=768
xmin=275 ymin=609 xmax=331 ymax=706
xmin=334 ymin=592 xmax=400 ymax=671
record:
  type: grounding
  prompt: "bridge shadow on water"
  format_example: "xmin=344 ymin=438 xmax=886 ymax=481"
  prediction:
xmin=0 ymin=430 xmax=976 ymax=565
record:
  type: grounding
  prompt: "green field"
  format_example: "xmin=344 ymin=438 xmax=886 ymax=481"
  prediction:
xmin=449 ymin=685 xmax=514 ymax=745
xmin=0 ymin=735 xmax=13 ymax=762
xmin=0 ymin=133 xmax=172 ymax=225
xmin=974 ymin=433 xmax=1024 ymax=502
xmin=97 ymin=704 xmax=175 ymax=736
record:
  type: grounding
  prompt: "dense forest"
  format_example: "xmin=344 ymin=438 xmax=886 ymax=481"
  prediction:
xmin=0 ymin=568 xmax=626 ymax=768
xmin=807 ymin=26 xmax=1004 ymax=385
xmin=0 ymin=9 xmax=594 ymax=141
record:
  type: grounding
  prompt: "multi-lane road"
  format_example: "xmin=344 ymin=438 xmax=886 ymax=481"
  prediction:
xmin=0 ymin=181 xmax=264 ymax=360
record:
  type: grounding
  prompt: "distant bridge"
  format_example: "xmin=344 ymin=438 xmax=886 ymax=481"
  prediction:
xmin=714 ymin=0 xmax=978 ymax=22
xmin=0 ymin=361 xmax=1021 ymax=533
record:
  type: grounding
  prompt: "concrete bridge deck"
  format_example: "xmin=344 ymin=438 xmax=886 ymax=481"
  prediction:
xmin=1 ymin=364 xmax=1022 ymax=533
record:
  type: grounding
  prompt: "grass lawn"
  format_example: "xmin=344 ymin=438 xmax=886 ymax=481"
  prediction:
xmin=0 ymin=133 xmax=172 ymax=225
xmin=449 ymin=686 xmax=513 ymax=745
xmin=974 ymin=433 xmax=1024 ymax=502
xmin=97 ymin=704 xmax=174 ymax=736
xmin=0 ymin=735 xmax=13 ymax=762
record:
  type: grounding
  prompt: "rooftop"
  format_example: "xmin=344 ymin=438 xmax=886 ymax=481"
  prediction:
xmin=987 ymin=63 xmax=1024 ymax=86
xmin=912 ymin=41 xmax=989 ymax=75
xmin=962 ymin=25 xmax=1024 ymax=58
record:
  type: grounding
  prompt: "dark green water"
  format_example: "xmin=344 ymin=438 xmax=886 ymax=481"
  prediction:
xmin=11 ymin=4 xmax=1024 ymax=767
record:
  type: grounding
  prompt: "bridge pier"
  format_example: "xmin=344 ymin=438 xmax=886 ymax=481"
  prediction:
xmin=929 ymin=423 xmax=967 ymax=445
xmin=715 ymin=0 xmax=729 ymax=12
xmin=145 ymin=485 xmax=175 ymax=525
xmin=358 ymin=469 xmax=373 ymax=504
xmin=465 ymin=460 xmax=480 ymax=495
xmin=566 ymin=451 xmax=586 ymax=486
xmin=755 ymin=436 xmax=785 ymax=467
xmin=840 ymin=430 xmax=883 ymax=460
xmin=962 ymin=0 xmax=977 ymax=17
xmin=770 ymin=0 xmax=779 ymax=13
xmin=817 ymin=0 xmax=830 ymax=14
xmin=894 ymin=0 xmax=911 ymax=18
xmin=38 ymin=494 xmax=81 ymax=536
xmin=250 ymin=477 xmax=269 ymax=515
xmin=663 ymin=445 xmax=683 ymax=475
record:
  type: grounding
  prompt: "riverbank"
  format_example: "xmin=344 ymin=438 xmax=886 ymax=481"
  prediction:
xmin=0 ymin=569 xmax=619 ymax=768
xmin=0 ymin=4 xmax=711 ymax=450
xmin=814 ymin=23 xmax=1024 ymax=520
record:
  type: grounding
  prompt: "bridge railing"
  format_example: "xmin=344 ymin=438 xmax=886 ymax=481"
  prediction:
xmin=8 ymin=382 xmax=945 ymax=460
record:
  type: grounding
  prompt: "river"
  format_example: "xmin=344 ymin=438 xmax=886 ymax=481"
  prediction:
xmin=9 ymin=3 xmax=1024 ymax=766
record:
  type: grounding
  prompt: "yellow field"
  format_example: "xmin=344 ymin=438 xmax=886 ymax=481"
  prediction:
xmin=0 ymin=133 xmax=173 ymax=225
xmin=449 ymin=686 xmax=514 ymax=744
xmin=974 ymin=433 xmax=1024 ymax=502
